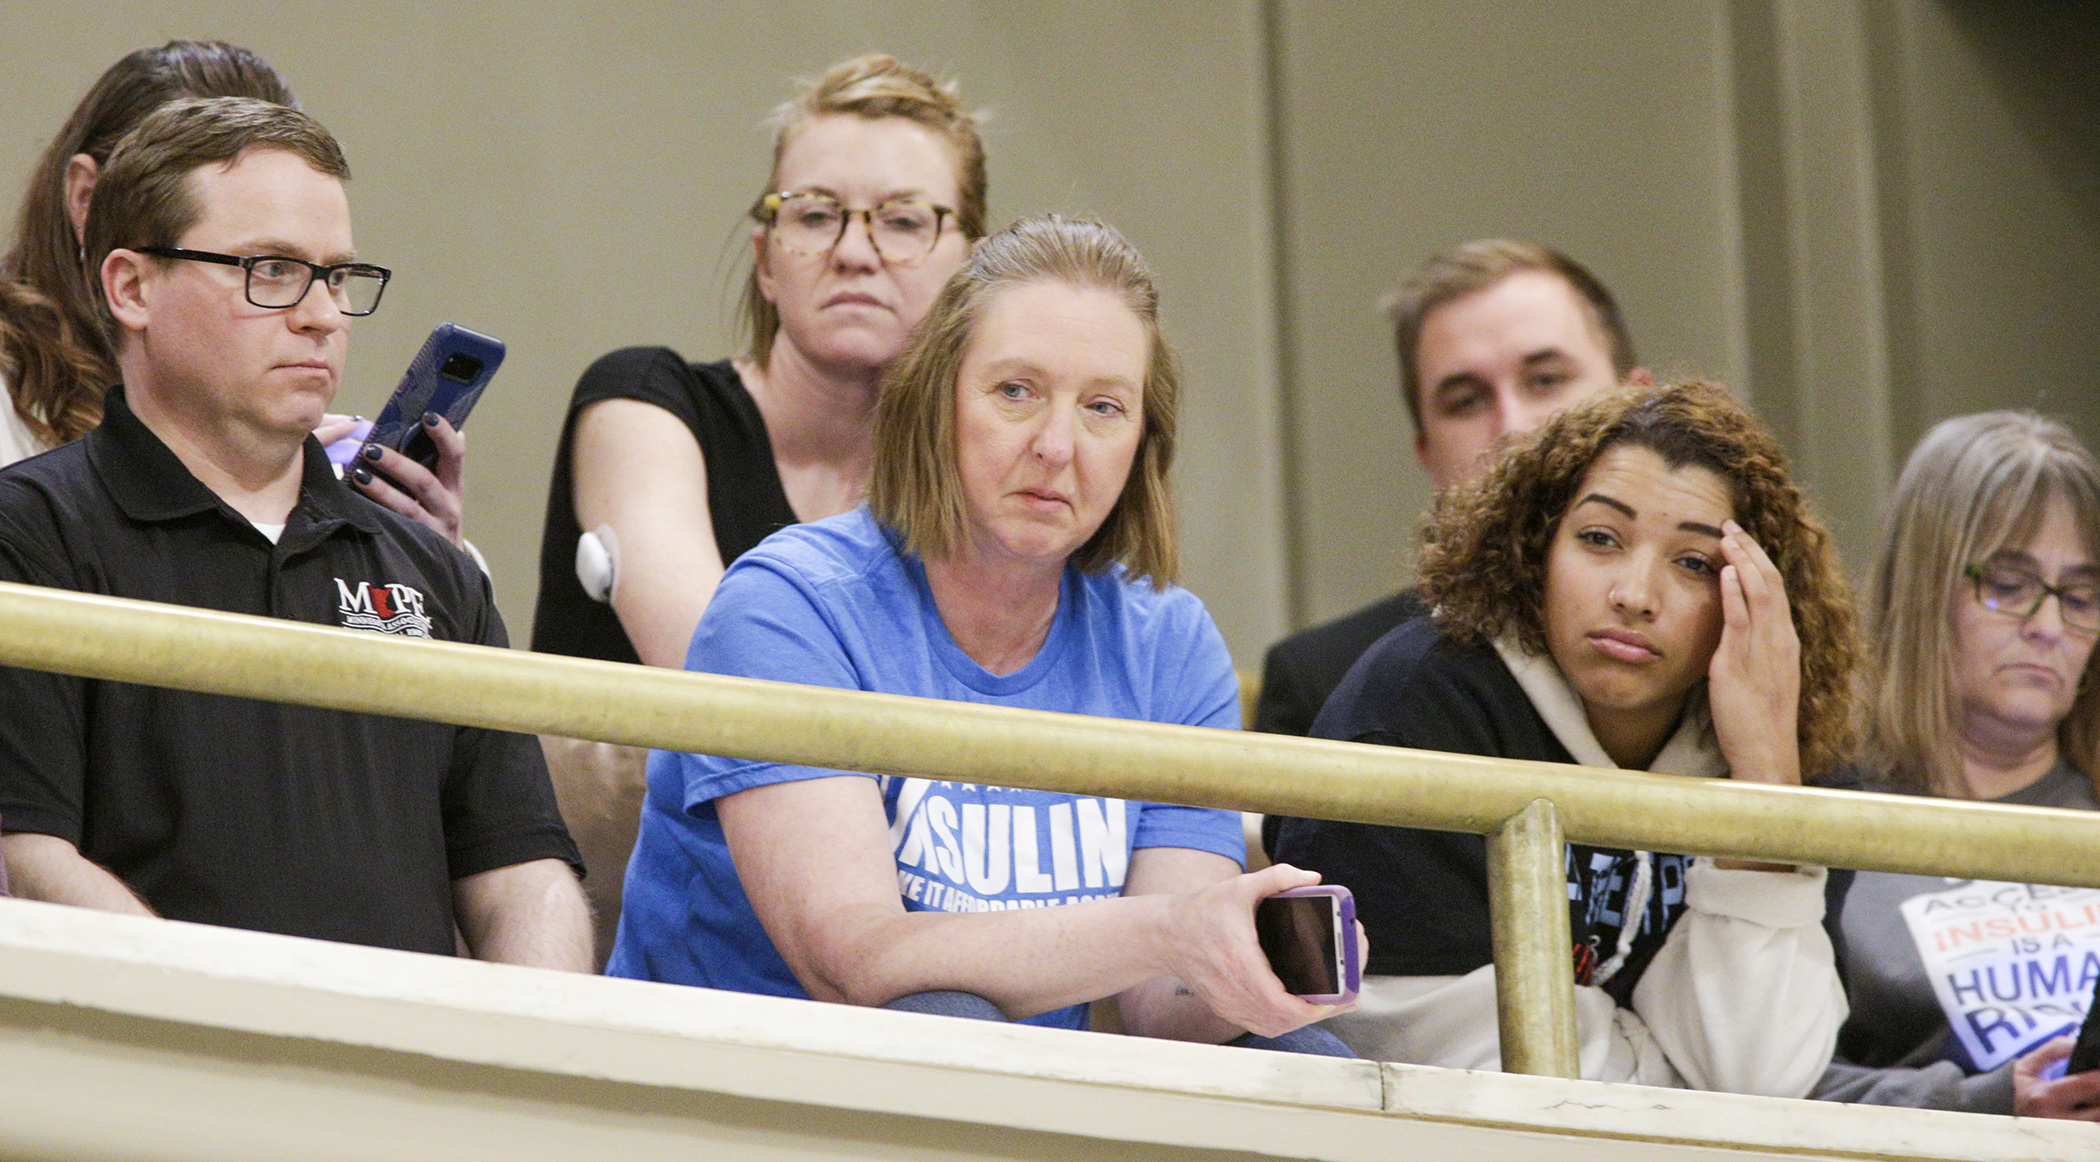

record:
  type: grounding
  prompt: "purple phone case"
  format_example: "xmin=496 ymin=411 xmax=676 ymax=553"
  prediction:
xmin=1265 ymin=885 xmax=1362 ymax=1005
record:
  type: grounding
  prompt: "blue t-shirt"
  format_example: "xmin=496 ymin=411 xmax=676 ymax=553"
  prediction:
xmin=607 ymin=508 xmax=1245 ymax=1029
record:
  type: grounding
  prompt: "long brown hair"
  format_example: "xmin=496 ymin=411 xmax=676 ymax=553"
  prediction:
xmin=1419 ymin=381 xmax=1863 ymax=778
xmin=2 ymin=40 xmax=292 ymax=447
xmin=0 ymin=278 xmax=105 ymax=449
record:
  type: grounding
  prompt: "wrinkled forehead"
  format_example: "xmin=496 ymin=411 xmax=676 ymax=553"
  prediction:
xmin=775 ymin=112 xmax=964 ymax=204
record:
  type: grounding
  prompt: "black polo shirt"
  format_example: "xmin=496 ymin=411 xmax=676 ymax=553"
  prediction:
xmin=0 ymin=388 xmax=580 ymax=956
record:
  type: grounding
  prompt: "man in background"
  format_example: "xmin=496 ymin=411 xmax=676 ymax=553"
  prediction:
xmin=1255 ymin=239 xmax=1646 ymax=739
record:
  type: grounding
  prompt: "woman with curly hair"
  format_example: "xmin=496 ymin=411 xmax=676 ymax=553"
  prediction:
xmin=1274 ymin=380 xmax=1863 ymax=1095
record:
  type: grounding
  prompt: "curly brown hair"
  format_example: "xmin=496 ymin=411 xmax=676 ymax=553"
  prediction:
xmin=1418 ymin=381 xmax=1862 ymax=777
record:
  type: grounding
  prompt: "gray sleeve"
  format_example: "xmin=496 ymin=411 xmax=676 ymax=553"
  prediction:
xmin=1813 ymin=1056 xmax=2016 ymax=1115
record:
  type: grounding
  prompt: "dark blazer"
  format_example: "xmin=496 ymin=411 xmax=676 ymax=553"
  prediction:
xmin=1254 ymin=589 xmax=1427 ymax=738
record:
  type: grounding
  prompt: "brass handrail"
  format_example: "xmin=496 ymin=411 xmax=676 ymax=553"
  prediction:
xmin=4 ymin=579 xmax=2097 ymax=1078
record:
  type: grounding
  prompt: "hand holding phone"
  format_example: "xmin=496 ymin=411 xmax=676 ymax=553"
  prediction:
xmin=364 ymin=323 xmax=504 ymax=471
xmin=1254 ymin=885 xmax=1362 ymax=1005
xmin=2066 ymin=992 xmax=2100 ymax=1075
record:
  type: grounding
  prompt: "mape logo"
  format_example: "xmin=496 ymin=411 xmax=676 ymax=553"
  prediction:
xmin=335 ymin=578 xmax=432 ymax=638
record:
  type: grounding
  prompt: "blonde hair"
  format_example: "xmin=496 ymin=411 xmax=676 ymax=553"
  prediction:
xmin=740 ymin=53 xmax=988 ymax=365
xmin=1870 ymin=411 xmax=2100 ymax=798
xmin=867 ymin=214 xmax=1180 ymax=586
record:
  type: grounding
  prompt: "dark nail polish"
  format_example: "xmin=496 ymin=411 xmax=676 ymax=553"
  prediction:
xmin=362 ymin=443 xmax=384 ymax=461
xmin=422 ymin=411 xmax=441 ymax=427
xmin=350 ymin=466 xmax=371 ymax=485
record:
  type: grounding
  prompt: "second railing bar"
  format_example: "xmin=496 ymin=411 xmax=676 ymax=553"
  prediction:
xmin=1485 ymin=799 xmax=1580 ymax=1078
xmin=1 ymin=582 xmax=2097 ymax=888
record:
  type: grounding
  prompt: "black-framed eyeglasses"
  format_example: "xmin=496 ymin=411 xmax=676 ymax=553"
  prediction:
xmin=757 ymin=191 xmax=954 ymax=264
xmin=137 ymin=246 xmax=391 ymax=316
xmin=1965 ymin=562 xmax=2100 ymax=633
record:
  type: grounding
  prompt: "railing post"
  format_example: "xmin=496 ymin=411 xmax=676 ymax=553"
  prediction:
xmin=1484 ymin=797 xmax=1579 ymax=1078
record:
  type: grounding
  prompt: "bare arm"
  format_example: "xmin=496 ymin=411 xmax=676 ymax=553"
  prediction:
xmin=452 ymin=858 xmax=593 ymax=972
xmin=719 ymin=775 xmax=1332 ymax=1037
xmin=1114 ymin=846 xmax=1342 ymax=1042
xmin=571 ymin=398 xmax=727 ymax=669
xmin=3 ymin=833 xmax=155 ymax=916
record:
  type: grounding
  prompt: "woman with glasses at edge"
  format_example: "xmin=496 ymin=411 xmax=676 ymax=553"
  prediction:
xmin=609 ymin=214 xmax=1352 ymax=1054
xmin=0 ymin=41 xmax=468 ymax=539
xmin=1273 ymin=382 xmax=1863 ymax=1095
xmin=531 ymin=54 xmax=984 ymax=958
xmin=1811 ymin=412 xmax=2100 ymax=1120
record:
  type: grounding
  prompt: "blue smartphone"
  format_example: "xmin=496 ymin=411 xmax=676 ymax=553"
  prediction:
xmin=364 ymin=323 xmax=505 ymax=470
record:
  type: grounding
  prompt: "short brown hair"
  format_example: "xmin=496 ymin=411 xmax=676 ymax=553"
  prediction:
xmin=1869 ymin=412 xmax=2100 ymax=798
xmin=1384 ymin=239 xmax=1636 ymax=436
xmin=740 ymin=54 xmax=989 ymax=365
xmin=2 ymin=41 xmax=293 ymax=446
xmin=1419 ymin=381 xmax=1861 ymax=778
xmin=868 ymin=215 xmax=1180 ymax=587
xmin=85 ymin=97 xmax=349 ymax=338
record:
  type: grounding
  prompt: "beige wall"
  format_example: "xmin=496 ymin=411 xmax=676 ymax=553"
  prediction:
xmin=5 ymin=0 xmax=2097 ymax=662
xmin=1268 ymin=0 xmax=1747 ymax=625
xmin=0 ymin=1 xmax=1291 ymax=657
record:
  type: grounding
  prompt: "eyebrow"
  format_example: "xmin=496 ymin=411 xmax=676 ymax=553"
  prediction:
xmin=786 ymin=184 xmax=930 ymax=205
xmin=1573 ymin=492 xmax=1724 ymax=539
xmin=1574 ymin=492 xmax=1636 ymax=519
xmin=976 ymin=357 xmax=1139 ymax=394
xmin=1429 ymin=348 xmax=1577 ymax=398
xmin=237 ymin=238 xmax=357 ymax=264
xmin=1986 ymin=550 xmax=2100 ymax=579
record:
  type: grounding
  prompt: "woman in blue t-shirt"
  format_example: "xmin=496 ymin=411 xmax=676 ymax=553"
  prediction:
xmin=611 ymin=216 xmax=1350 ymax=1052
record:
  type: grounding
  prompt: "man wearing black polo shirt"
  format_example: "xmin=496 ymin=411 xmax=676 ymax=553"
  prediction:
xmin=0 ymin=97 xmax=590 ymax=969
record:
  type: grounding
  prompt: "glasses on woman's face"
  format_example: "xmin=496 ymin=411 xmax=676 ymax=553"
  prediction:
xmin=1965 ymin=562 xmax=2100 ymax=633
xmin=759 ymin=191 xmax=953 ymax=264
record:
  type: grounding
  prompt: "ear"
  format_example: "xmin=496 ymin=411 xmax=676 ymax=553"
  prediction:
xmin=750 ymin=224 xmax=777 ymax=302
xmin=64 ymin=153 xmax=99 ymax=245
xmin=101 ymin=248 xmax=154 ymax=334
xmin=1626 ymin=366 xmax=1655 ymax=386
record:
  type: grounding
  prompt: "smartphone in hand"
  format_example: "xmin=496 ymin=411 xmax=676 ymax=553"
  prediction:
xmin=1254 ymin=885 xmax=1361 ymax=1004
xmin=2067 ymin=989 xmax=2100 ymax=1075
xmin=364 ymin=323 xmax=505 ymax=472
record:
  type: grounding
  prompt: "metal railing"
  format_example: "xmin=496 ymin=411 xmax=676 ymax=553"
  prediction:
xmin=4 ymin=579 xmax=2099 ymax=1078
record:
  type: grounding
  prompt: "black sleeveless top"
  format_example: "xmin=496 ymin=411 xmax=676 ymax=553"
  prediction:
xmin=531 ymin=348 xmax=798 ymax=664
